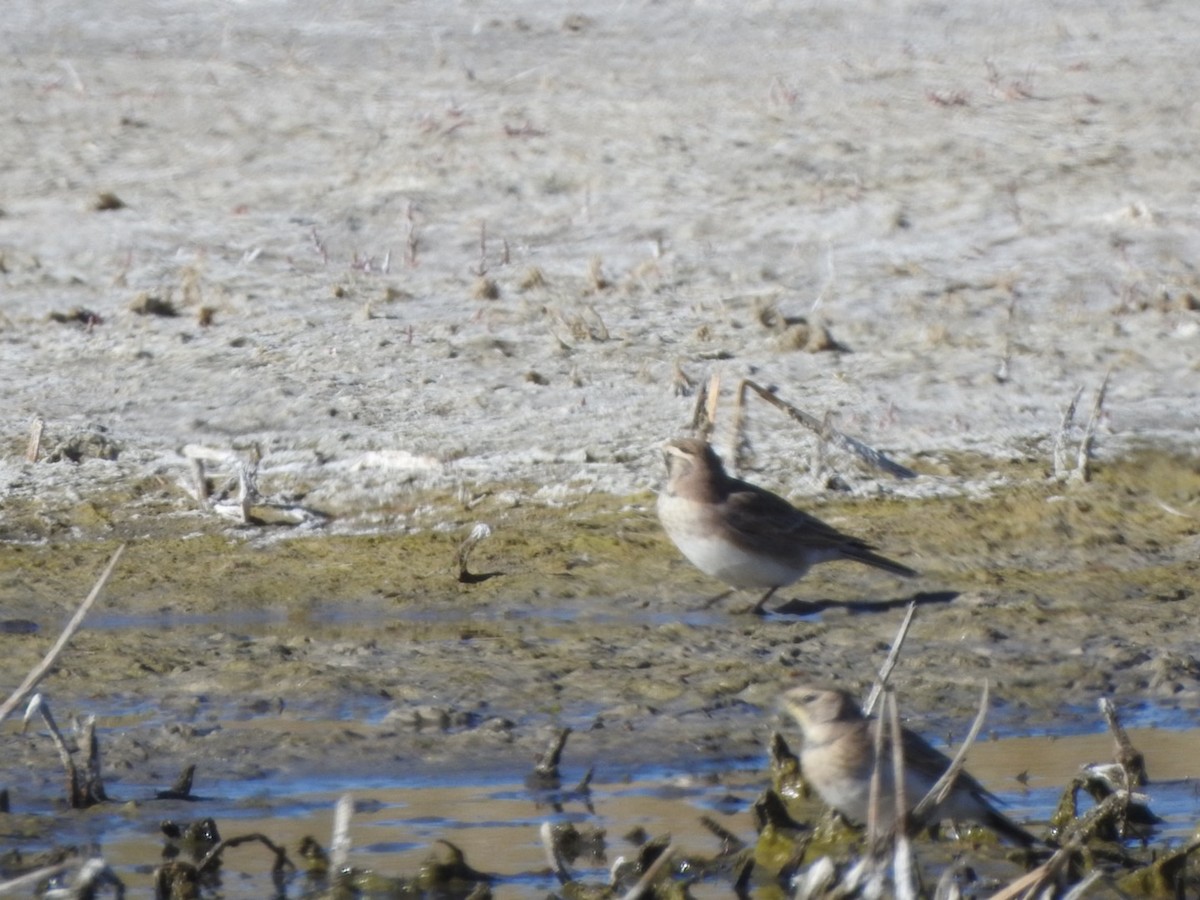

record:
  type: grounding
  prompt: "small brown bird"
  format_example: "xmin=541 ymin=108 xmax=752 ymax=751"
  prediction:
xmin=656 ymin=438 xmax=916 ymax=614
xmin=782 ymin=686 xmax=1036 ymax=846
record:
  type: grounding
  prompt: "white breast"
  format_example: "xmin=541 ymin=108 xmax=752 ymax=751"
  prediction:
xmin=658 ymin=494 xmax=806 ymax=588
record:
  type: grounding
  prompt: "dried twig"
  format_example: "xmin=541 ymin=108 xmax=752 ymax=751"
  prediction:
xmin=704 ymin=374 xmax=721 ymax=436
xmin=888 ymin=693 xmax=918 ymax=900
xmin=583 ymin=304 xmax=609 ymax=340
xmin=405 ymin=201 xmax=420 ymax=267
xmin=1063 ymin=790 xmax=1132 ymax=845
xmin=455 ymin=523 xmax=494 ymax=583
xmin=912 ymin=681 xmax=990 ymax=823
xmin=26 ymin=416 xmax=44 ymax=462
xmin=539 ymin=821 xmax=572 ymax=885
xmin=995 ymin=290 xmax=1017 ymax=384
xmin=689 ymin=373 xmax=718 ymax=438
xmin=736 ymin=380 xmax=917 ymax=479
xmin=237 ymin=459 xmax=258 ymax=524
xmin=60 ymin=857 xmax=124 ymax=899
xmin=729 ymin=376 xmax=747 ymax=462
xmin=188 ymin=458 xmax=210 ymax=507
xmin=1060 ymin=871 xmax=1104 ymax=899
xmin=866 ymin=695 xmax=888 ymax=844
xmin=0 ymin=862 xmax=73 ymax=895
xmin=863 ymin=600 xmax=917 ymax=716
xmin=986 ymin=839 xmax=1076 ymax=900
xmin=670 ymin=359 xmax=694 ymax=397
xmin=156 ymin=764 xmax=197 ymax=800
xmin=0 ymin=544 xmax=125 ymax=725
xmin=1053 ymin=375 xmax=1110 ymax=483
xmin=698 ymin=815 xmax=746 ymax=854
xmin=531 ymin=727 xmax=571 ymax=784
xmin=330 ymin=794 xmax=353 ymax=872
xmin=617 ymin=842 xmax=674 ymax=900
xmin=195 ymin=833 xmax=294 ymax=879
xmin=1053 ymin=386 xmax=1084 ymax=481
xmin=574 ymin=766 xmax=593 ymax=791
xmin=1099 ymin=697 xmax=1147 ymax=786
xmin=1071 ymin=370 xmax=1109 ymax=484
xmin=22 ymin=694 xmax=78 ymax=801
xmin=23 ymin=696 xmax=105 ymax=808
xmin=79 ymin=715 xmax=108 ymax=803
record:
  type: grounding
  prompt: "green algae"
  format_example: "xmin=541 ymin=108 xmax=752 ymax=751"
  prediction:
xmin=0 ymin=448 xmax=1197 ymax=801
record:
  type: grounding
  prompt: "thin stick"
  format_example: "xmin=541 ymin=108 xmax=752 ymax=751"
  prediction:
xmin=689 ymin=376 xmax=709 ymax=436
xmin=330 ymin=794 xmax=353 ymax=872
xmin=995 ymin=291 xmax=1017 ymax=384
xmin=80 ymin=714 xmax=108 ymax=803
xmin=671 ymin=359 xmax=694 ymax=398
xmin=532 ymin=727 xmax=571 ymax=781
xmin=405 ymin=201 xmax=419 ymax=267
xmin=539 ymin=822 xmax=571 ymax=885
xmin=23 ymin=694 xmax=79 ymax=805
xmin=1053 ymin=386 xmax=1083 ymax=480
xmin=912 ymin=681 xmax=990 ymax=822
xmin=72 ymin=858 xmax=124 ymax=897
xmin=26 ymin=416 xmax=44 ymax=462
xmin=691 ymin=374 xmax=715 ymax=444
xmin=455 ymin=523 xmax=493 ymax=583
xmin=583 ymin=305 xmax=609 ymax=341
xmin=1060 ymin=871 xmax=1104 ymax=900
xmin=1099 ymin=696 xmax=1147 ymax=786
xmin=888 ymin=692 xmax=918 ymax=900
xmin=688 ymin=373 xmax=718 ymax=438
xmin=189 ymin=458 xmax=210 ymax=508
xmin=985 ymin=840 xmax=1076 ymax=900
xmin=866 ymin=696 xmax=887 ymax=844
xmin=704 ymin=373 xmax=720 ymax=432
xmin=863 ymin=601 xmax=917 ymax=717
xmin=1071 ymin=371 xmax=1109 ymax=484
xmin=0 ymin=544 xmax=125 ymax=725
xmin=730 ymin=378 xmax=748 ymax=471
xmin=237 ymin=461 xmax=255 ymax=524
xmin=618 ymin=843 xmax=674 ymax=900
xmin=0 ymin=862 xmax=73 ymax=895
xmin=737 ymin=380 xmax=916 ymax=479
xmin=196 ymin=833 xmax=293 ymax=877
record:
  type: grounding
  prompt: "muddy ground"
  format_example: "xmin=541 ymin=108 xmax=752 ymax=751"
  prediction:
xmin=2 ymin=448 xmax=1198 ymax=790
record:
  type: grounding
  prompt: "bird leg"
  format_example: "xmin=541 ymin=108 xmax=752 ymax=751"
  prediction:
xmin=698 ymin=589 xmax=734 ymax=610
xmin=751 ymin=587 xmax=778 ymax=616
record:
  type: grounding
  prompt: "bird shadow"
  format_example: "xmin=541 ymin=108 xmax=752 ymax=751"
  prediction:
xmin=771 ymin=590 xmax=958 ymax=616
xmin=457 ymin=570 xmax=504 ymax=585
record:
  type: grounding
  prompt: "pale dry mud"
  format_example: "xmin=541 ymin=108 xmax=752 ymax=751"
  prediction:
xmin=1 ymin=0 xmax=1199 ymax=505
xmin=1 ymin=0 xmax=1200 ymax=894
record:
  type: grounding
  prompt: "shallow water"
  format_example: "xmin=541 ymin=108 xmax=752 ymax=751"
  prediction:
xmin=18 ymin=728 xmax=1200 ymax=899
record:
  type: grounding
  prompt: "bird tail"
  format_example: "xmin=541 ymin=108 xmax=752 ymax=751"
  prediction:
xmin=985 ymin=809 xmax=1038 ymax=847
xmin=846 ymin=546 xmax=918 ymax=579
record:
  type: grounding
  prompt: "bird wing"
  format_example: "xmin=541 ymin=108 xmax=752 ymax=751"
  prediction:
xmin=720 ymin=480 xmax=865 ymax=556
xmin=898 ymin=726 xmax=1004 ymax=806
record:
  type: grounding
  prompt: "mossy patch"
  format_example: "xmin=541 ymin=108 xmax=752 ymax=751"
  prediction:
xmin=0 ymin=449 xmax=1197 ymax=789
